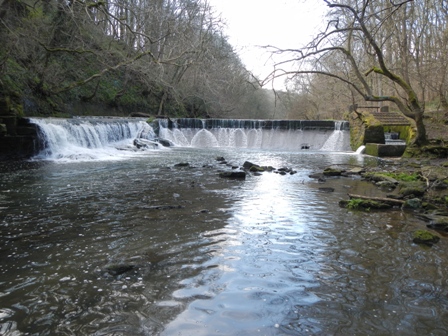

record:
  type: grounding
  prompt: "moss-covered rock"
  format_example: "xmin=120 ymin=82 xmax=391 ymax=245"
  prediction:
xmin=412 ymin=230 xmax=440 ymax=246
xmin=323 ymin=167 xmax=344 ymax=176
xmin=402 ymin=198 xmax=422 ymax=209
xmin=397 ymin=181 xmax=426 ymax=198
xmin=339 ymin=198 xmax=393 ymax=211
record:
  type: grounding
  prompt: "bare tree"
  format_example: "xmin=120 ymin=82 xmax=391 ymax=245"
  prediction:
xmin=265 ymin=0 xmax=431 ymax=145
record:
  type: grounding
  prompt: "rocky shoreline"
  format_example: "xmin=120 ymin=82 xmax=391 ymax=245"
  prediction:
xmin=311 ymin=150 xmax=448 ymax=246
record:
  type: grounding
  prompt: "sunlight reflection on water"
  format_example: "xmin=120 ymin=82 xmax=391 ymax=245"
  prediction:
xmin=1 ymin=148 xmax=447 ymax=335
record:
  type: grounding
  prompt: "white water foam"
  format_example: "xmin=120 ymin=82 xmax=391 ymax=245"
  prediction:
xmin=355 ymin=145 xmax=366 ymax=154
xmin=158 ymin=123 xmax=351 ymax=152
xmin=31 ymin=118 xmax=156 ymax=162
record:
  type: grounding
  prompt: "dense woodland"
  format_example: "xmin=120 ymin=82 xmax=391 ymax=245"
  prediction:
xmin=0 ymin=0 xmax=292 ymax=119
xmin=0 ymin=0 xmax=447 ymax=134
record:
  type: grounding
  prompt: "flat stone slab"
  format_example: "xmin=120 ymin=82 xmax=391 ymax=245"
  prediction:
xmin=365 ymin=143 xmax=406 ymax=157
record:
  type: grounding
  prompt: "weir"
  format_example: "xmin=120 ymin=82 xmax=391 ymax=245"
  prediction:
xmin=157 ymin=118 xmax=351 ymax=152
xmin=28 ymin=117 xmax=352 ymax=160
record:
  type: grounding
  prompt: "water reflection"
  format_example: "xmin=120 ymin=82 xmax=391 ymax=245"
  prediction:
xmin=1 ymin=149 xmax=448 ymax=335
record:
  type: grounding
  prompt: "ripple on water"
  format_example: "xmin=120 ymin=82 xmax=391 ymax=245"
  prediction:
xmin=2 ymin=150 xmax=448 ymax=335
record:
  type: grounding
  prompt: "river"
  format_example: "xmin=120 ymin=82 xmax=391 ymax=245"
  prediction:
xmin=0 ymin=120 xmax=448 ymax=336
xmin=0 ymin=119 xmax=447 ymax=335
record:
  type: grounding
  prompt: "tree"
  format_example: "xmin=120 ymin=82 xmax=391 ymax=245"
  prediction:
xmin=0 ymin=0 xmax=266 ymax=119
xmin=265 ymin=0 xmax=432 ymax=145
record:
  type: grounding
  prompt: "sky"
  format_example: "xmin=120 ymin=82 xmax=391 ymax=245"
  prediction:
xmin=207 ymin=0 xmax=328 ymax=89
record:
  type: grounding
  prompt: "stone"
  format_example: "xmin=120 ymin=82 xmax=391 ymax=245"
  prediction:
xmin=365 ymin=143 xmax=407 ymax=157
xmin=323 ymin=168 xmax=343 ymax=176
xmin=219 ymin=171 xmax=246 ymax=179
xmin=158 ymin=139 xmax=173 ymax=147
xmin=133 ymin=138 xmax=158 ymax=149
xmin=318 ymin=187 xmax=335 ymax=192
xmin=412 ymin=230 xmax=440 ymax=246
xmin=402 ymin=198 xmax=422 ymax=209
xmin=174 ymin=162 xmax=190 ymax=167
xmin=242 ymin=161 xmax=258 ymax=169
xmin=426 ymin=216 xmax=448 ymax=232
xmin=398 ymin=182 xmax=426 ymax=198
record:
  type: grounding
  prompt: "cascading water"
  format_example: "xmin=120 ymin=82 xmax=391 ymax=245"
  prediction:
xmin=158 ymin=118 xmax=352 ymax=151
xmin=320 ymin=120 xmax=350 ymax=151
xmin=29 ymin=117 xmax=353 ymax=161
xmin=31 ymin=117 xmax=153 ymax=161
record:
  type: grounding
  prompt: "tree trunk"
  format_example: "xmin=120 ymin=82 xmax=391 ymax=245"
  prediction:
xmin=158 ymin=91 xmax=167 ymax=116
xmin=440 ymin=87 xmax=448 ymax=110
xmin=413 ymin=109 xmax=427 ymax=146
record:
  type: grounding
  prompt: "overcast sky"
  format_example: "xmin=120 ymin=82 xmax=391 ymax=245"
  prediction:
xmin=207 ymin=0 xmax=328 ymax=88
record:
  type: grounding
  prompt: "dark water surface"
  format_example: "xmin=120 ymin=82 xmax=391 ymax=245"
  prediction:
xmin=1 ymin=148 xmax=447 ymax=335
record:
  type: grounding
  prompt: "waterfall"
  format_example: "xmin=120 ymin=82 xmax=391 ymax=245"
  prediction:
xmin=158 ymin=118 xmax=351 ymax=151
xmin=29 ymin=117 xmax=352 ymax=161
xmin=30 ymin=117 xmax=152 ymax=161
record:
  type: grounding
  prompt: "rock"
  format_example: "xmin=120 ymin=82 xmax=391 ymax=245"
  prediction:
xmin=323 ymin=168 xmax=344 ymax=176
xmin=133 ymin=138 xmax=158 ymax=149
xmin=412 ymin=230 xmax=440 ymax=246
xmin=339 ymin=199 xmax=393 ymax=210
xmin=242 ymin=161 xmax=257 ymax=169
xmin=249 ymin=165 xmax=265 ymax=172
xmin=105 ymin=264 xmax=136 ymax=276
xmin=345 ymin=167 xmax=365 ymax=175
xmin=219 ymin=171 xmax=246 ymax=179
xmin=363 ymin=172 xmax=398 ymax=184
xmin=426 ymin=216 xmax=448 ymax=231
xmin=318 ymin=187 xmax=335 ymax=192
xmin=158 ymin=138 xmax=173 ymax=147
xmin=397 ymin=182 xmax=426 ymax=198
xmin=146 ymin=205 xmax=184 ymax=210
xmin=421 ymin=166 xmax=448 ymax=181
xmin=174 ymin=162 xmax=190 ymax=167
xmin=402 ymin=198 xmax=422 ymax=209
xmin=376 ymin=180 xmax=397 ymax=190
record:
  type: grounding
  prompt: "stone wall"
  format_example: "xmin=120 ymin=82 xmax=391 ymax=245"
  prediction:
xmin=348 ymin=111 xmax=385 ymax=151
xmin=0 ymin=97 xmax=39 ymax=160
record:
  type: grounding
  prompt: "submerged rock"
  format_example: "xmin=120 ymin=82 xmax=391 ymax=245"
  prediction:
xmin=219 ymin=171 xmax=246 ymax=179
xmin=412 ymin=230 xmax=440 ymax=246
xmin=174 ymin=162 xmax=190 ymax=167
xmin=105 ymin=264 xmax=137 ymax=276
xmin=318 ymin=187 xmax=335 ymax=192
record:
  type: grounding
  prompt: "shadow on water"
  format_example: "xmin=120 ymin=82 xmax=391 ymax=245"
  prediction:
xmin=1 ymin=148 xmax=448 ymax=335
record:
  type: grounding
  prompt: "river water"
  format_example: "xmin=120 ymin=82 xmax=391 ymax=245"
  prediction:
xmin=1 ymin=119 xmax=448 ymax=335
xmin=1 ymin=148 xmax=447 ymax=336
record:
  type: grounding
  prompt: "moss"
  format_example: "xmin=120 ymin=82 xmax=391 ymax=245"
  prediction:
xmin=382 ymin=172 xmax=420 ymax=182
xmin=397 ymin=181 xmax=426 ymax=197
xmin=249 ymin=165 xmax=265 ymax=172
xmin=323 ymin=168 xmax=343 ymax=176
xmin=412 ymin=230 xmax=440 ymax=246
xmin=383 ymin=125 xmax=413 ymax=144
xmin=340 ymin=198 xmax=392 ymax=211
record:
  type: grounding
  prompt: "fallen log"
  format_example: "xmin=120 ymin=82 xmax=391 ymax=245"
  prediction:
xmin=348 ymin=193 xmax=405 ymax=205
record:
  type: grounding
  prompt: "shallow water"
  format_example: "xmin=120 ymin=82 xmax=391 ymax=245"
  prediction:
xmin=1 ymin=148 xmax=447 ymax=335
